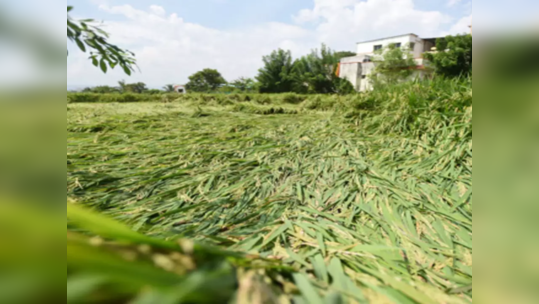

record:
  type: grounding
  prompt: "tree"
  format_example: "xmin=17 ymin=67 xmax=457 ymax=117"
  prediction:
xmin=82 ymin=86 xmax=120 ymax=93
xmin=67 ymin=6 xmax=136 ymax=75
xmin=231 ymin=77 xmax=257 ymax=92
xmin=146 ymin=89 xmax=163 ymax=95
xmin=185 ymin=69 xmax=227 ymax=93
xmin=256 ymin=49 xmax=295 ymax=93
xmin=118 ymin=80 xmax=127 ymax=92
xmin=163 ymin=84 xmax=176 ymax=92
xmin=118 ymin=81 xmax=148 ymax=93
xmin=423 ymin=34 xmax=472 ymax=78
xmin=218 ymin=84 xmax=240 ymax=94
xmin=370 ymin=43 xmax=418 ymax=87
xmin=335 ymin=51 xmax=357 ymax=60
xmin=291 ymin=44 xmax=354 ymax=94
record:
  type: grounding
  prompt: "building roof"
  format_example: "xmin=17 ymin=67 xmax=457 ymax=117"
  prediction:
xmin=421 ymin=37 xmax=445 ymax=41
xmin=356 ymin=33 xmax=419 ymax=44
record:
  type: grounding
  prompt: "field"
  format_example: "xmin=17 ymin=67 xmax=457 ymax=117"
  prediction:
xmin=67 ymin=79 xmax=472 ymax=303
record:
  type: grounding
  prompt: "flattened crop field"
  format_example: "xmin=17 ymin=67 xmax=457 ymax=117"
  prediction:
xmin=67 ymin=86 xmax=472 ymax=303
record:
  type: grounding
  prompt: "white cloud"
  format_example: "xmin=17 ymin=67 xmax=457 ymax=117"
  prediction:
xmin=447 ymin=0 xmax=463 ymax=7
xmin=293 ymin=0 xmax=358 ymax=24
xmin=149 ymin=5 xmax=166 ymax=17
xmin=442 ymin=14 xmax=472 ymax=36
xmin=67 ymin=1 xmax=471 ymax=87
xmin=293 ymin=0 xmax=453 ymax=50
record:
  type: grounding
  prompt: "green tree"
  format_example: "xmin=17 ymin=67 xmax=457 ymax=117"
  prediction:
xmin=370 ymin=43 xmax=418 ymax=88
xmin=231 ymin=77 xmax=257 ymax=92
xmin=256 ymin=49 xmax=295 ymax=93
xmin=67 ymin=6 xmax=136 ymax=75
xmin=185 ymin=69 xmax=227 ymax=93
xmin=163 ymin=84 xmax=176 ymax=92
xmin=217 ymin=84 xmax=240 ymax=94
xmin=335 ymin=51 xmax=357 ymax=60
xmin=118 ymin=81 xmax=148 ymax=93
xmin=291 ymin=44 xmax=354 ymax=94
xmin=82 ymin=86 xmax=120 ymax=93
xmin=423 ymin=34 xmax=472 ymax=78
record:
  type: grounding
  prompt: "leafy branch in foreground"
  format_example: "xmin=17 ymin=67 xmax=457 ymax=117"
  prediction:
xmin=67 ymin=6 xmax=137 ymax=75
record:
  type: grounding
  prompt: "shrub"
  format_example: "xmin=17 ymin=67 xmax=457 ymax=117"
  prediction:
xmin=67 ymin=93 xmax=158 ymax=103
xmin=254 ymin=96 xmax=272 ymax=105
xmin=280 ymin=93 xmax=303 ymax=104
xmin=302 ymin=95 xmax=336 ymax=111
xmin=232 ymin=104 xmax=298 ymax=115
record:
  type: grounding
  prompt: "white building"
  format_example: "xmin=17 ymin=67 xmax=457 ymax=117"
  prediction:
xmin=339 ymin=33 xmax=440 ymax=91
xmin=174 ymin=85 xmax=187 ymax=94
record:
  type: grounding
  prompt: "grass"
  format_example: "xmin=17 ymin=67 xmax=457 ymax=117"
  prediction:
xmin=66 ymin=78 xmax=472 ymax=303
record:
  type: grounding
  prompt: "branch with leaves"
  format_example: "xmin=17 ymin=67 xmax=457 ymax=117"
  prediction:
xmin=67 ymin=6 xmax=137 ymax=75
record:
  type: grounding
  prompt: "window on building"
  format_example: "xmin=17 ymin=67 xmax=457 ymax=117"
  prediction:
xmin=394 ymin=43 xmax=402 ymax=48
xmin=373 ymin=45 xmax=382 ymax=51
xmin=362 ymin=75 xmax=367 ymax=79
xmin=410 ymin=42 xmax=415 ymax=50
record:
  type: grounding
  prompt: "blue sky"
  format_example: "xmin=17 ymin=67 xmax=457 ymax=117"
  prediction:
xmin=69 ymin=0 xmax=315 ymax=30
xmin=63 ymin=0 xmax=478 ymax=88
xmin=67 ymin=0 xmax=469 ymax=31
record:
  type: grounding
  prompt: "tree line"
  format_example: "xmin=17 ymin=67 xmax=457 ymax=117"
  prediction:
xmin=77 ymin=46 xmax=357 ymax=95
xmin=181 ymin=46 xmax=356 ymax=94
xmin=80 ymin=81 xmax=176 ymax=94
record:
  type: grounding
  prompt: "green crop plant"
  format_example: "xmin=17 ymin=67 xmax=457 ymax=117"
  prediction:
xmin=64 ymin=77 xmax=472 ymax=303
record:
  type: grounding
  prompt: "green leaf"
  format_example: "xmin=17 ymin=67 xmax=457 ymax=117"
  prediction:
xmin=96 ymin=27 xmax=109 ymax=37
xmin=68 ymin=242 xmax=181 ymax=287
xmin=260 ymin=224 xmax=288 ymax=248
xmin=293 ymin=273 xmax=324 ymax=304
xmin=100 ymin=59 xmax=108 ymax=73
xmin=285 ymin=248 xmax=310 ymax=268
xmin=75 ymin=38 xmax=86 ymax=52
xmin=355 ymin=264 xmax=432 ymax=304
xmin=311 ymin=254 xmax=329 ymax=284
xmin=328 ymin=258 xmax=347 ymax=292
xmin=130 ymin=289 xmax=177 ymax=304
xmin=67 ymin=203 xmax=176 ymax=250
xmin=67 ymin=275 xmax=105 ymax=303
xmin=67 ymin=21 xmax=81 ymax=33
xmin=317 ymin=232 xmax=326 ymax=256
xmin=296 ymin=183 xmax=304 ymax=203
xmin=324 ymin=292 xmax=343 ymax=304
xmin=67 ymin=6 xmax=73 ymax=12
xmin=123 ymin=65 xmax=132 ymax=75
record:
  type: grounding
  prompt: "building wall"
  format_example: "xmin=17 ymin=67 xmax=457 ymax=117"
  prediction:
xmin=359 ymin=62 xmax=375 ymax=91
xmin=339 ymin=56 xmax=363 ymax=91
xmin=356 ymin=34 xmax=425 ymax=58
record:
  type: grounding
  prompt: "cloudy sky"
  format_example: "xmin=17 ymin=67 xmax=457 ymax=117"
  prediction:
xmin=62 ymin=0 xmax=479 ymax=89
